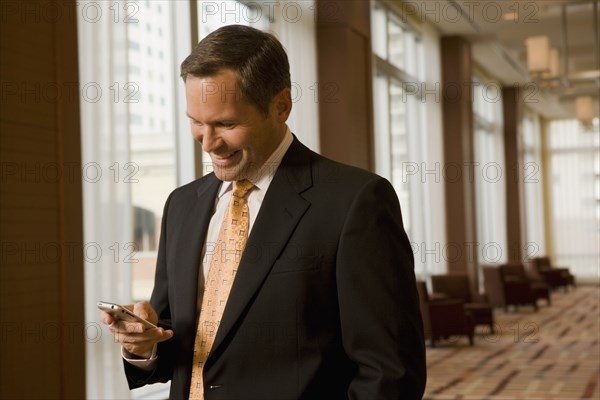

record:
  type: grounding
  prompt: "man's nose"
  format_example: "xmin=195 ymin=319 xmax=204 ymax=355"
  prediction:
xmin=199 ymin=126 xmax=220 ymax=153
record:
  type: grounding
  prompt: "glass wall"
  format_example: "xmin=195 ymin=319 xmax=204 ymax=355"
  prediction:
xmin=128 ymin=0 xmax=181 ymax=303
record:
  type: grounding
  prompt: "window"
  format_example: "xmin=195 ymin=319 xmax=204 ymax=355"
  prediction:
xmin=198 ymin=0 xmax=269 ymax=38
xmin=472 ymin=75 xmax=507 ymax=266
xmin=547 ymin=118 xmax=600 ymax=281
xmin=374 ymin=76 xmax=412 ymax=229
xmin=371 ymin=1 xmax=428 ymax=277
xmin=126 ymin=2 xmax=181 ymax=303
xmin=522 ymin=110 xmax=546 ymax=256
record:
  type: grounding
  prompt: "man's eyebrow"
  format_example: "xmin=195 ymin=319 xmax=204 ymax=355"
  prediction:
xmin=185 ymin=112 xmax=236 ymax=124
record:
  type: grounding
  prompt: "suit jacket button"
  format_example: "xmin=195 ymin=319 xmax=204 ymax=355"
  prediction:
xmin=209 ymin=384 xmax=223 ymax=389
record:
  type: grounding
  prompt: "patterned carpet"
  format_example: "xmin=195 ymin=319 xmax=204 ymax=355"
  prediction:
xmin=424 ymin=286 xmax=600 ymax=400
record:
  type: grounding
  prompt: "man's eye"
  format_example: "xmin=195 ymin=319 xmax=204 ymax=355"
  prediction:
xmin=219 ymin=123 xmax=235 ymax=129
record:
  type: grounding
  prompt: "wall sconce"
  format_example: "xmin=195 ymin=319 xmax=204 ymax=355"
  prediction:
xmin=525 ymin=35 xmax=550 ymax=74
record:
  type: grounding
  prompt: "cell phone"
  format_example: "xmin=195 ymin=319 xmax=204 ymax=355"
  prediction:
xmin=97 ymin=301 xmax=157 ymax=330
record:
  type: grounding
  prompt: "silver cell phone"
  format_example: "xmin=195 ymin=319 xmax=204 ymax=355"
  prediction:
xmin=98 ymin=301 xmax=157 ymax=330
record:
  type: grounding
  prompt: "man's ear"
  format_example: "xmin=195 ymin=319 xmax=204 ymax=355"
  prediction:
xmin=272 ymin=87 xmax=292 ymax=122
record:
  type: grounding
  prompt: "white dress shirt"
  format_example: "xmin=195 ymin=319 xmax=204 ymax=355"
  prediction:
xmin=124 ymin=127 xmax=293 ymax=369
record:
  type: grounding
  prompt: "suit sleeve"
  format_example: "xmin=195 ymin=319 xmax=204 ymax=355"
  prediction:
xmin=124 ymin=191 xmax=176 ymax=389
xmin=337 ymin=177 xmax=426 ymax=399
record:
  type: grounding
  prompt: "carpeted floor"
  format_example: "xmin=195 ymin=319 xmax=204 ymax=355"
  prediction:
xmin=424 ymin=285 xmax=600 ymax=400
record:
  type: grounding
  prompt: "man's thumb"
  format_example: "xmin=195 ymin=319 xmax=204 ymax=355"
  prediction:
xmin=135 ymin=301 xmax=159 ymax=323
xmin=158 ymin=329 xmax=174 ymax=342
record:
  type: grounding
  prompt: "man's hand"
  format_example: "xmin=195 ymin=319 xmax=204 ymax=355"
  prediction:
xmin=100 ymin=301 xmax=174 ymax=359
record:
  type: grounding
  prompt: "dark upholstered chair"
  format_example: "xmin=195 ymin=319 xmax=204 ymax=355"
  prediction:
xmin=530 ymin=256 xmax=575 ymax=291
xmin=482 ymin=265 xmax=541 ymax=311
xmin=502 ymin=263 xmax=551 ymax=306
xmin=431 ymin=274 xmax=495 ymax=333
xmin=416 ymin=281 xmax=474 ymax=347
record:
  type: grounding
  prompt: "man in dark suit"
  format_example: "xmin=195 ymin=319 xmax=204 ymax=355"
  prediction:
xmin=101 ymin=25 xmax=426 ymax=399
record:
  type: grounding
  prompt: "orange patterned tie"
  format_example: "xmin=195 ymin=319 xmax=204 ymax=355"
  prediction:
xmin=189 ymin=180 xmax=255 ymax=399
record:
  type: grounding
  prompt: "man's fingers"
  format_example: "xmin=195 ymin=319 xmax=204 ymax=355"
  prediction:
xmin=100 ymin=311 xmax=114 ymax=325
xmin=127 ymin=322 xmax=144 ymax=333
xmin=99 ymin=300 xmax=165 ymax=358
xmin=156 ymin=329 xmax=174 ymax=343
xmin=108 ymin=320 xmax=144 ymax=334
xmin=133 ymin=302 xmax=149 ymax=320
xmin=133 ymin=301 xmax=157 ymax=324
xmin=112 ymin=327 xmax=173 ymax=346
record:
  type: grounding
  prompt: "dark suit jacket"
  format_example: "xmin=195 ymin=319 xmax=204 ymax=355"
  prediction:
xmin=125 ymin=137 xmax=426 ymax=399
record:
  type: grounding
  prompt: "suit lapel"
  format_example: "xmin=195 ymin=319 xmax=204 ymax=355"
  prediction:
xmin=174 ymin=174 xmax=221 ymax=335
xmin=207 ymin=138 xmax=313 ymax=362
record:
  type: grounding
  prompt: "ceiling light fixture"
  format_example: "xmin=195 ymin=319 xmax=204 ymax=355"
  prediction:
xmin=548 ymin=48 xmax=560 ymax=77
xmin=502 ymin=11 xmax=518 ymax=22
xmin=576 ymin=96 xmax=595 ymax=128
xmin=525 ymin=35 xmax=550 ymax=74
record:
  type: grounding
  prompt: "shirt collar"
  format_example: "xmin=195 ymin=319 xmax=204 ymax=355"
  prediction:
xmin=217 ymin=126 xmax=294 ymax=199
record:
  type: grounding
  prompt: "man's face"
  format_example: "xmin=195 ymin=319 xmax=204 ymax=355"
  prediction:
xmin=185 ymin=69 xmax=289 ymax=181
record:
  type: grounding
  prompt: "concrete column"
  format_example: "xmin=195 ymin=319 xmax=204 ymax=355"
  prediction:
xmin=440 ymin=36 xmax=479 ymax=294
xmin=316 ymin=0 xmax=374 ymax=170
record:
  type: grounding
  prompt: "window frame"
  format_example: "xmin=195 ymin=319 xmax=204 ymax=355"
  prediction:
xmin=371 ymin=0 xmax=428 ymax=278
xmin=471 ymin=73 xmax=508 ymax=271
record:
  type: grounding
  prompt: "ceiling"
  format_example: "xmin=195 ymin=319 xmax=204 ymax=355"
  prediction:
xmin=412 ymin=0 xmax=600 ymax=119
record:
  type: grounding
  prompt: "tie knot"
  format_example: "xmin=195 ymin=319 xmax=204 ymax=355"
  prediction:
xmin=232 ymin=179 xmax=254 ymax=198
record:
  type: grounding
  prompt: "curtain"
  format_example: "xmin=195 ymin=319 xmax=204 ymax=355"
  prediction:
xmin=78 ymin=1 xmax=133 ymax=398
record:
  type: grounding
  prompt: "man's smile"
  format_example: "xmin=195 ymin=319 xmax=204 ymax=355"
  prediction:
xmin=211 ymin=150 xmax=242 ymax=167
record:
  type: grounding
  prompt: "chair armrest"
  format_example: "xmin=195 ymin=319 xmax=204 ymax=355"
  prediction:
xmin=472 ymin=293 xmax=489 ymax=303
xmin=428 ymin=299 xmax=466 ymax=319
xmin=504 ymin=276 xmax=528 ymax=284
xmin=554 ymin=267 xmax=572 ymax=276
xmin=503 ymin=280 xmax=531 ymax=291
xmin=429 ymin=292 xmax=449 ymax=302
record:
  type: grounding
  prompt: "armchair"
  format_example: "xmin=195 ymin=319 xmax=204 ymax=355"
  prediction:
xmin=482 ymin=264 xmax=541 ymax=311
xmin=502 ymin=262 xmax=551 ymax=306
xmin=431 ymin=274 xmax=495 ymax=333
xmin=530 ymin=256 xmax=575 ymax=291
xmin=416 ymin=280 xmax=474 ymax=347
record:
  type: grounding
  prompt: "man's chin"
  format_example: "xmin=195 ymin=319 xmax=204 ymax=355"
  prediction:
xmin=213 ymin=166 xmax=246 ymax=182
xmin=211 ymin=160 xmax=263 ymax=182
